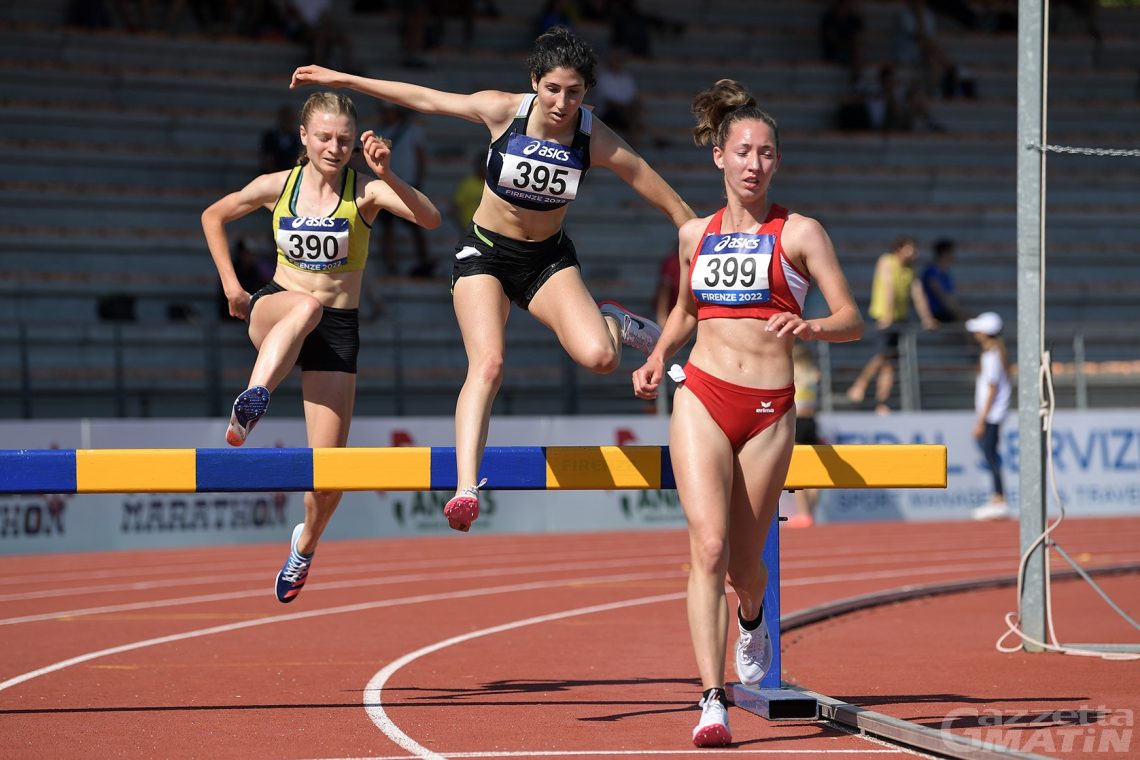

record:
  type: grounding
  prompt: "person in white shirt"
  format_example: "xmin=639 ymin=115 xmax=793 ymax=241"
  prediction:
xmin=966 ymin=312 xmax=1012 ymax=520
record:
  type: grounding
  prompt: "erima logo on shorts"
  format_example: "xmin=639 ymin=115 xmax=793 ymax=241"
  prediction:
xmin=291 ymin=216 xmax=338 ymax=228
xmin=755 ymin=401 xmax=775 ymax=414
xmin=714 ymin=235 xmax=761 ymax=253
xmin=523 ymin=140 xmax=571 ymax=162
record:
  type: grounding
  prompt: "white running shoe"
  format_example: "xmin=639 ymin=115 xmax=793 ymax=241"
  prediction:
xmin=735 ymin=616 xmax=773 ymax=686
xmin=599 ymin=300 xmax=661 ymax=356
xmin=692 ymin=691 xmax=732 ymax=747
xmin=972 ymin=500 xmax=1013 ymax=521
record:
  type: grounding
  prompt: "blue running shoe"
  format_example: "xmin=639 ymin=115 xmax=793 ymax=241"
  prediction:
xmin=226 ymin=385 xmax=270 ymax=447
xmin=275 ymin=523 xmax=313 ymax=604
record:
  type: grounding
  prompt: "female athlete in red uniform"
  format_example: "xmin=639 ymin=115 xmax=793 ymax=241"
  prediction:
xmin=632 ymin=79 xmax=863 ymax=747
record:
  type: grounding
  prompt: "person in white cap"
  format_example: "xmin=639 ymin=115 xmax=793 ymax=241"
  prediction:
xmin=965 ymin=311 xmax=1012 ymax=520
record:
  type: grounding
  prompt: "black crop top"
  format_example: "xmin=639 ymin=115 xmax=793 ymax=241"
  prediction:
xmin=484 ymin=94 xmax=592 ymax=211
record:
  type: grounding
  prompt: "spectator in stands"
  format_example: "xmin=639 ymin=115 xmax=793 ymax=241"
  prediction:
xmin=965 ymin=312 xmax=1012 ymax=520
xmin=235 ymin=1 xmax=290 ymax=40
xmin=449 ymin=150 xmax=486 ymax=232
xmin=845 ymin=235 xmax=938 ymax=414
xmin=292 ymin=26 xmax=694 ymax=532
xmin=819 ymin=0 xmax=865 ymax=83
xmin=201 ymin=92 xmax=440 ymax=602
xmin=260 ymin=104 xmax=303 ymax=173
xmin=1053 ymin=0 xmax=1103 ymax=67
xmin=109 ymin=0 xmax=188 ymax=33
xmin=862 ymin=63 xmax=945 ymax=133
xmin=284 ymin=0 xmax=357 ymax=72
xmin=608 ymin=0 xmax=685 ymax=59
xmin=894 ymin=0 xmax=952 ymax=98
xmin=920 ymin=237 xmax=967 ymax=324
xmin=652 ymin=246 xmax=681 ymax=328
xmin=631 ymin=79 xmax=862 ymax=747
xmin=928 ymin=0 xmax=982 ymax=30
xmin=372 ymin=103 xmax=432 ymax=277
xmin=591 ymin=47 xmax=669 ymax=149
xmin=788 ymin=342 xmax=822 ymax=528
xmin=533 ymin=0 xmax=575 ymax=37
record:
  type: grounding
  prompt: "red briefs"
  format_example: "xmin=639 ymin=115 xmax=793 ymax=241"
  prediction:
xmin=679 ymin=361 xmax=795 ymax=451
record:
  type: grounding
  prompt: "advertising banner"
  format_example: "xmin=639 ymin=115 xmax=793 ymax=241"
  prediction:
xmin=1 ymin=410 xmax=1136 ymax=555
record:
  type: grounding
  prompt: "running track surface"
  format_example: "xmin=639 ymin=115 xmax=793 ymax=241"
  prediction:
xmin=2 ymin=517 xmax=1137 ymax=759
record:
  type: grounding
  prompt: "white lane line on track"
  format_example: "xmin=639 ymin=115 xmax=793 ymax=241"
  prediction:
xmin=363 ymin=593 xmax=686 ymax=760
xmin=0 ymin=556 xmax=687 ymax=627
xmin=0 ymin=570 xmax=678 ymax=692
xmin=0 ymin=549 xmax=688 ymax=604
xmin=12 ymin=540 xmax=1140 ymax=605
xmin=361 ymin=594 xmax=912 ymax=760
xmin=4 ymin=555 xmax=1071 ymax=628
xmin=0 ymin=545 xmax=689 ymax=597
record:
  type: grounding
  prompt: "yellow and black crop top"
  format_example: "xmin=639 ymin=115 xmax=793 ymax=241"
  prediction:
xmin=272 ymin=165 xmax=371 ymax=273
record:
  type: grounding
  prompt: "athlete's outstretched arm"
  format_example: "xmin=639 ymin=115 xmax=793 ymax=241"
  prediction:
xmin=588 ymin=119 xmax=695 ymax=229
xmin=291 ymin=65 xmax=514 ymax=128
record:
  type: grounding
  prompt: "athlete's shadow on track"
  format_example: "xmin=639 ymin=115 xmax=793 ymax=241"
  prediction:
xmin=380 ymin=676 xmax=702 ymax=719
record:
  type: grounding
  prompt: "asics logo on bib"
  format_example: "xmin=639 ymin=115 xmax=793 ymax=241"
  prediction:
xmin=291 ymin=216 xmax=338 ymax=229
xmin=522 ymin=140 xmax=571 ymax=162
xmin=714 ymin=235 xmax=761 ymax=253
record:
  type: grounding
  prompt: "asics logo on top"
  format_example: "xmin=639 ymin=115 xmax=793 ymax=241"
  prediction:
xmin=714 ymin=235 xmax=761 ymax=253
xmin=522 ymin=140 xmax=571 ymax=162
xmin=291 ymin=216 xmax=338 ymax=228
xmin=755 ymin=401 xmax=775 ymax=414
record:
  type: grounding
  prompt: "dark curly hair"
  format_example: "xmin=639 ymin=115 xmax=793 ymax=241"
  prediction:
xmin=526 ymin=26 xmax=597 ymax=89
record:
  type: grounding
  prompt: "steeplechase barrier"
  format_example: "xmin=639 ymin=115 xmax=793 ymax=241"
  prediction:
xmin=0 ymin=443 xmax=947 ymax=720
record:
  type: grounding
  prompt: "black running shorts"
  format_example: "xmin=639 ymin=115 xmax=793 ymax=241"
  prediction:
xmin=450 ymin=223 xmax=581 ymax=309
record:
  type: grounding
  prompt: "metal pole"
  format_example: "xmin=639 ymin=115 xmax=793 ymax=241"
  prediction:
xmin=1073 ymin=333 xmax=1087 ymax=410
xmin=1016 ymin=0 xmax=1048 ymax=651
xmin=818 ymin=341 xmax=833 ymax=414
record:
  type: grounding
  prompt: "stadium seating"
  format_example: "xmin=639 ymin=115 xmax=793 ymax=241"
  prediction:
xmin=0 ymin=0 xmax=1137 ymax=418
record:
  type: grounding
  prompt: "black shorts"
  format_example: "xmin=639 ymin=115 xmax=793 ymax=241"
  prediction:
xmin=249 ymin=281 xmax=360 ymax=374
xmin=794 ymin=415 xmax=820 ymax=445
xmin=877 ymin=326 xmax=901 ymax=358
xmin=451 ymin=222 xmax=580 ymax=309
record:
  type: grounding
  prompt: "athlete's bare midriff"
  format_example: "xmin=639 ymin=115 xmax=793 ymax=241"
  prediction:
xmin=688 ymin=317 xmax=795 ymax=389
xmin=271 ymin=264 xmax=364 ymax=310
xmin=471 ymin=182 xmax=570 ymax=242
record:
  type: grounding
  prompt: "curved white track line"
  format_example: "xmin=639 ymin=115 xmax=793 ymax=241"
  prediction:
xmin=0 ymin=570 xmax=679 ymax=692
xmin=362 ymin=592 xmax=687 ymax=760
xmin=0 ymin=556 xmax=686 ymax=627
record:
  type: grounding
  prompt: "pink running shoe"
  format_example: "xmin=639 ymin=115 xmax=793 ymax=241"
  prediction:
xmin=599 ymin=300 xmax=662 ymax=356
xmin=443 ymin=478 xmax=487 ymax=532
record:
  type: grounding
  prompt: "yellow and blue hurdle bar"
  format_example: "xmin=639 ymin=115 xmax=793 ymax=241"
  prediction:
xmin=0 ymin=443 xmax=946 ymax=719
